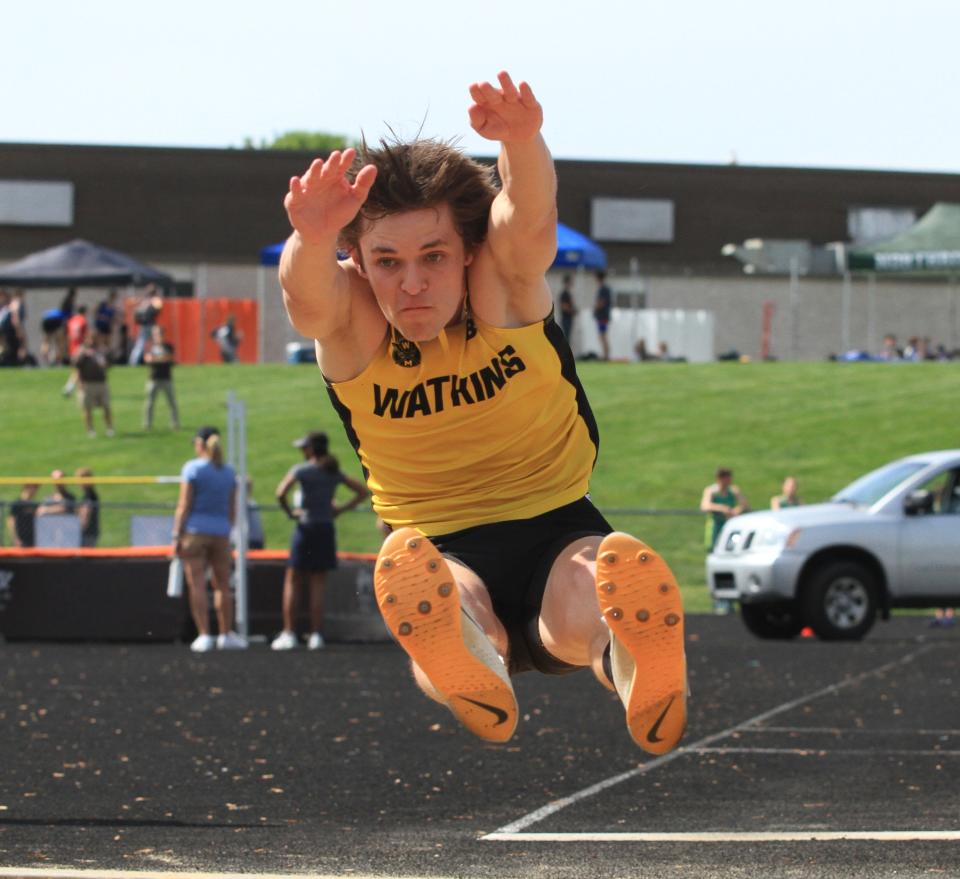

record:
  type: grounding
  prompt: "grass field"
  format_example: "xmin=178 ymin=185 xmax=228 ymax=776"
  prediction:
xmin=1 ymin=360 xmax=957 ymax=611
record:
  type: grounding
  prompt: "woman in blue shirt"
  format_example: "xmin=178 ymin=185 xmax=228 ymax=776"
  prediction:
xmin=173 ymin=426 xmax=244 ymax=652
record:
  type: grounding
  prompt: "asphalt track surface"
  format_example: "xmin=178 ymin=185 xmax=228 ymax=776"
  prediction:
xmin=1 ymin=616 xmax=958 ymax=879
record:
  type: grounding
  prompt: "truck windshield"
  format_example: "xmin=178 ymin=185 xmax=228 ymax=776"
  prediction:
xmin=832 ymin=460 xmax=928 ymax=508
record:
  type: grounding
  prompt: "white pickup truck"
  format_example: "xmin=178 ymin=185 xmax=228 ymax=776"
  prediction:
xmin=707 ymin=450 xmax=960 ymax=640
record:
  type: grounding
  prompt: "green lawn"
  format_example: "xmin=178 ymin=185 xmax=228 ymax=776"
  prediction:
xmin=2 ymin=360 xmax=957 ymax=612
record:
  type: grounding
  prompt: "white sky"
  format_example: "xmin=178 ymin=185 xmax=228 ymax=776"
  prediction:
xmin=3 ymin=0 xmax=958 ymax=173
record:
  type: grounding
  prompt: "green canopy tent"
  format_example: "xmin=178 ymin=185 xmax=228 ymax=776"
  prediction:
xmin=845 ymin=202 xmax=960 ymax=353
xmin=848 ymin=202 xmax=960 ymax=273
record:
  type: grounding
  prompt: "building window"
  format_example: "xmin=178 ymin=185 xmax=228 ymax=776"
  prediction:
xmin=847 ymin=206 xmax=916 ymax=245
xmin=0 ymin=180 xmax=74 ymax=227
xmin=591 ymin=197 xmax=675 ymax=243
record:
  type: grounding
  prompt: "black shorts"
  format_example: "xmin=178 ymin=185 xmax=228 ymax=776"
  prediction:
xmin=431 ymin=496 xmax=613 ymax=676
xmin=288 ymin=521 xmax=338 ymax=572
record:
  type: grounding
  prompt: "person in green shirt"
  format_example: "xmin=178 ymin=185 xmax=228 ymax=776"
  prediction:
xmin=771 ymin=476 xmax=801 ymax=511
xmin=701 ymin=467 xmax=749 ymax=613
xmin=701 ymin=467 xmax=749 ymax=552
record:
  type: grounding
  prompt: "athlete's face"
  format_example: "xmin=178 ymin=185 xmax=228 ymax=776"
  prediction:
xmin=354 ymin=204 xmax=474 ymax=342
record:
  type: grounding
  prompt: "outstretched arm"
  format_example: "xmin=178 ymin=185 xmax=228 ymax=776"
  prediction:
xmin=279 ymin=150 xmax=377 ymax=341
xmin=469 ymin=71 xmax=557 ymax=283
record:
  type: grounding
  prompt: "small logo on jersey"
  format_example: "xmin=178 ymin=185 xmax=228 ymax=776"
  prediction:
xmin=391 ymin=332 xmax=421 ymax=368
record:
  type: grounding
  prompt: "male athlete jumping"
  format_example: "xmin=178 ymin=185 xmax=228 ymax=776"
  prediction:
xmin=280 ymin=71 xmax=686 ymax=752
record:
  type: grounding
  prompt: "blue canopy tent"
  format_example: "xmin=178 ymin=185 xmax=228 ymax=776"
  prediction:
xmin=260 ymin=222 xmax=606 ymax=269
xmin=260 ymin=241 xmax=284 ymax=266
xmin=553 ymin=222 xmax=607 ymax=269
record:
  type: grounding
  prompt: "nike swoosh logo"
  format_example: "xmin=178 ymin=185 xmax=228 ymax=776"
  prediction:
xmin=458 ymin=696 xmax=509 ymax=726
xmin=646 ymin=696 xmax=676 ymax=744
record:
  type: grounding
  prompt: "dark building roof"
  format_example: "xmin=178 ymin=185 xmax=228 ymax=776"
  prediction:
xmin=2 ymin=142 xmax=960 ymax=276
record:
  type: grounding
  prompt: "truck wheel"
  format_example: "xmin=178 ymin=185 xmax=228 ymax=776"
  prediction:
xmin=802 ymin=560 xmax=878 ymax=641
xmin=740 ymin=602 xmax=804 ymax=640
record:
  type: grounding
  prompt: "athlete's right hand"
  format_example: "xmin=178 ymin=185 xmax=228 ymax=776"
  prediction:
xmin=284 ymin=149 xmax=377 ymax=246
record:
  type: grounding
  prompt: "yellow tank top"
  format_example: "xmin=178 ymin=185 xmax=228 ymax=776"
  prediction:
xmin=325 ymin=312 xmax=599 ymax=535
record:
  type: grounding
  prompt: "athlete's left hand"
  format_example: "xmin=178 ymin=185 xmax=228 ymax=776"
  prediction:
xmin=468 ymin=71 xmax=543 ymax=144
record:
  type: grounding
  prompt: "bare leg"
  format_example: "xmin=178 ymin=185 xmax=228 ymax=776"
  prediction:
xmin=281 ymin=567 xmax=300 ymax=632
xmin=308 ymin=572 xmax=326 ymax=632
xmin=183 ymin=559 xmax=210 ymax=635
xmin=537 ymin=536 xmax=611 ymax=686
xmin=209 ymin=556 xmax=234 ymax=634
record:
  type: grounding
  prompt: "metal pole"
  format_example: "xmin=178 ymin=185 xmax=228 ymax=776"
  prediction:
xmin=867 ymin=273 xmax=877 ymax=353
xmin=256 ymin=265 xmax=266 ymax=364
xmin=226 ymin=390 xmax=237 ymax=470
xmin=196 ymin=263 xmax=208 ymax=365
xmin=234 ymin=398 xmax=249 ymax=639
xmin=841 ymin=271 xmax=852 ymax=354
xmin=789 ymin=256 xmax=800 ymax=360
xmin=951 ymin=275 xmax=958 ymax=354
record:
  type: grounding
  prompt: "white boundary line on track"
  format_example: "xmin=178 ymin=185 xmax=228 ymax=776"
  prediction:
xmin=691 ymin=746 xmax=960 ymax=757
xmin=739 ymin=725 xmax=960 ymax=736
xmin=482 ymin=830 xmax=960 ymax=843
xmin=0 ymin=871 xmax=440 ymax=879
xmin=483 ymin=643 xmax=939 ymax=839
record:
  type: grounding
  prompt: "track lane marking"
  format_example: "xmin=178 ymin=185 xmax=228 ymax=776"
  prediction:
xmin=483 ymin=643 xmax=939 ymax=838
xmin=483 ymin=830 xmax=960 ymax=842
xmin=0 ymin=871 xmax=441 ymax=879
xmin=739 ymin=725 xmax=960 ymax=736
xmin=691 ymin=746 xmax=960 ymax=756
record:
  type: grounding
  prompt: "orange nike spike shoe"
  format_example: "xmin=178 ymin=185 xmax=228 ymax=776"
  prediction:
xmin=595 ymin=532 xmax=687 ymax=754
xmin=374 ymin=527 xmax=518 ymax=743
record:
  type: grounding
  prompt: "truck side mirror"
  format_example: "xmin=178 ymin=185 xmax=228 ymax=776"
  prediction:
xmin=904 ymin=489 xmax=934 ymax=516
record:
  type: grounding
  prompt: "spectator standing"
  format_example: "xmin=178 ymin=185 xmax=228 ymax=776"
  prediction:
xmin=6 ymin=484 xmax=39 ymax=547
xmin=10 ymin=290 xmax=28 ymax=364
xmin=212 ymin=314 xmax=243 ymax=363
xmin=143 ymin=326 xmax=180 ymax=430
xmin=39 ymin=307 xmax=67 ymax=366
xmin=0 ymin=290 xmax=19 ymax=367
xmin=36 ymin=470 xmax=77 ymax=517
xmin=129 ymin=287 xmax=164 ymax=365
xmin=700 ymin=467 xmax=749 ymax=613
xmin=558 ymin=273 xmax=575 ymax=340
xmin=66 ymin=305 xmax=89 ymax=360
xmin=67 ymin=333 xmax=114 ymax=438
xmin=75 ymin=467 xmax=100 ymax=548
xmin=593 ymin=270 xmax=612 ymax=361
xmin=271 ymin=431 xmax=367 ymax=650
xmin=701 ymin=467 xmax=749 ymax=551
xmin=173 ymin=426 xmax=245 ymax=652
xmin=94 ymin=289 xmax=120 ymax=356
xmin=771 ymin=476 xmax=802 ymax=511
